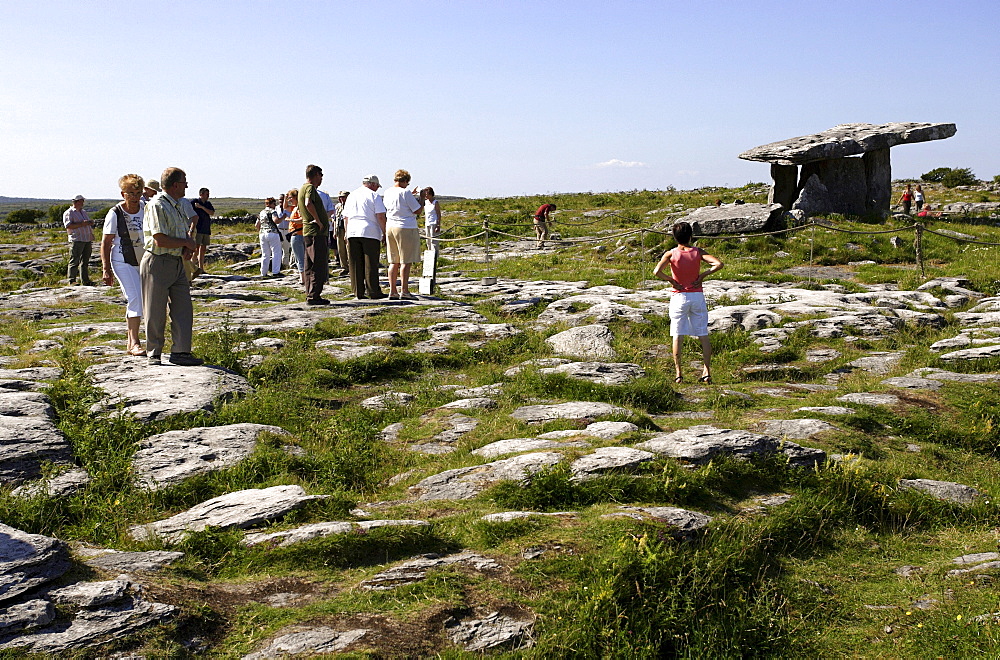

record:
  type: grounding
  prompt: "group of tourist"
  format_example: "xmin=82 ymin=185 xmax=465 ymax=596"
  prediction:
xmin=256 ymin=166 xmax=442 ymax=304
xmin=65 ymin=165 xmax=446 ymax=363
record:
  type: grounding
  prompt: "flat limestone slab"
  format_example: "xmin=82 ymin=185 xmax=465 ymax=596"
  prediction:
xmin=739 ymin=122 xmax=957 ymax=165
xmin=243 ymin=628 xmax=369 ymax=660
xmin=409 ymin=452 xmax=563 ymax=501
xmin=88 ymin=361 xmax=253 ymax=422
xmin=242 ymin=519 xmax=429 ymax=548
xmin=510 ymin=402 xmax=630 ymax=424
xmin=128 ymin=485 xmax=324 ymax=543
xmin=132 ymin=423 xmax=290 ymax=490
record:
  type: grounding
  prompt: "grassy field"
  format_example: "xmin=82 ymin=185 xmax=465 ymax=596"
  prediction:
xmin=3 ymin=181 xmax=1000 ymax=656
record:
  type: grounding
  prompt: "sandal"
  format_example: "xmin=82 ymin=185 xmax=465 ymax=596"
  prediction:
xmin=698 ymin=375 xmax=712 ymax=384
xmin=673 ymin=376 xmax=683 ymax=384
xmin=128 ymin=345 xmax=147 ymax=357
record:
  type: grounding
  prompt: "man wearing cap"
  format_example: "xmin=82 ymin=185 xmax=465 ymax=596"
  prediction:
xmin=142 ymin=179 xmax=161 ymax=203
xmin=344 ymin=175 xmax=387 ymax=300
xmin=141 ymin=167 xmax=203 ymax=366
xmin=63 ymin=195 xmax=95 ymax=285
xmin=333 ymin=190 xmax=350 ymax=276
xmin=298 ymin=164 xmax=331 ymax=305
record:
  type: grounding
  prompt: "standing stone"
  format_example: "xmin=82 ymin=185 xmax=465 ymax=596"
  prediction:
xmin=863 ymin=148 xmax=891 ymax=213
xmin=800 ymin=157 xmax=867 ymax=216
xmin=769 ymin=163 xmax=798 ymax=209
xmin=791 ymin=174 xmax=831 ymax=217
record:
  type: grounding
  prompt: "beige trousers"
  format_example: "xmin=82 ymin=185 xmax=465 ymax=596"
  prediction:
xmin=140 ymin=252 xmax=193 ymax=357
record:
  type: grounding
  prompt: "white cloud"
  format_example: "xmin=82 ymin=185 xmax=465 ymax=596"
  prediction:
xmin=594 ymin=159 xmax=647 ymax=169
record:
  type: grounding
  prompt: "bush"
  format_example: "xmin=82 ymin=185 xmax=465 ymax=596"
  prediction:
xmin=941 ymin=167 xmax=977 ymax=188
xmin=920 ymin=167 xmax=951 ymax=183
xmin=47 ymin=204 xmax=66 ymax=224
xmin=223 ymin=208 xmax=251 ymax=218
xmin=4 ymin=209 xmax=44 ymax=224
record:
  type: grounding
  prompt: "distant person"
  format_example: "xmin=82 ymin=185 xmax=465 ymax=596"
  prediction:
xmin=298 ymin=164 xmax=331 ymax=305
xmin=422 ymin=186 xmax=441 ymax=251
xmin=344 ymin=175 xmax=388 ymax=300
xmin=100 ymin=174 xmax=147 ymax=356
xmin=141 ymin=167 xmax=202 ymax=366
xmin=317 ymin=187 xmax=337 ymax=274
xmin=280 ymin=189 xmax=298 ymax=271
xmin=333 ymin=190 xmax=350 ymax=276
xmin=63 ymin=194 xmax=95 ymax=286
xmin=533 ymin=202 xmax=556 ymax=248
xmin=190 ymin=187 xmax=215 ymax=273
xmin=256 ymin=197 xmax=283 ymax=277
xmin=914 ymin=184 xmax=926 ymax=210
xmin=285 ymin=188 xmax=306 ymax=287
xmin=142 ymin=179 xmax=161 ymax=203
xmin=653 ymin=221 xmax=724 ymax=384
xmin=916 ymin=204 xmax=943 ymax=219
xmin=897 ymin=183 xmax=914 ymax=215
xmin=383 ymin=169 xmax=422 ymax=299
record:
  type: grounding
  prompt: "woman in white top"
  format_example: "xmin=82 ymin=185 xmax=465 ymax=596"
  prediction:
xmin=256 ymin=197 xmax=283 ymax=277
xmin=422 ymin=186 xmax=441 ymax=251
xmin=382 ymin=169 xmax=423 ymax=299
xmin=100 ymin=173 xmax=147 ymax=356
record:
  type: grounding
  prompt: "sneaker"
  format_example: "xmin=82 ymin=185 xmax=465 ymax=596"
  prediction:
xmin=147 ymin=354 xmax=161 ymax=366
xmin=168 ymin=352 xmax=204 ymax=366
xmin=306 ymin=298 xmax=330 ymax=306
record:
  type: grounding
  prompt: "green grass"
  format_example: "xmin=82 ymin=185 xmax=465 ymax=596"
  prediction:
xmin=7 ymin=183 xmax=1000 ymax=656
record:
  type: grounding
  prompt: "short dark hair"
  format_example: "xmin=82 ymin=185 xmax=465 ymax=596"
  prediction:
xmin=672 ymin=221 xmax=693 ymax=245
xmin=199 ymin=187 xmax=209 ymax=195
xmin=306 ymin=164 xmax=322 ymax=179
xmin=161 ymin=167 xmax=186 ymax=189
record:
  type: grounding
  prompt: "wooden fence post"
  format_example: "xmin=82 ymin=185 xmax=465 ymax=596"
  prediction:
xmin=914 ymin=223 xmax=925 ymax=278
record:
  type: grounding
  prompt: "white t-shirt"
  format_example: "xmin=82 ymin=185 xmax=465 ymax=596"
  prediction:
xmin=383 ymin=187 xmax=421 ymax=229
xmin=424 ymin=199 xmax=440 ymax=226
xmin=102 ymin=204 xmax=145 ymax=263
xmin=344 ymin=186 xmax=388 ymax=240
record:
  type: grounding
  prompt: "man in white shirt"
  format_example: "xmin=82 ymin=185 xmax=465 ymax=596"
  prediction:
xmin=344 ymin=175 xmax=387 ymax=300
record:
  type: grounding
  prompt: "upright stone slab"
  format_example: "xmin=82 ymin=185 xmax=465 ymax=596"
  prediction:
xmin=769 ymin=163 xmax=798 ymax=209
xmin=863 ymin=148 xmax=891 ymax=213
xmin=800 ymin=157 xmax=867 ymax=216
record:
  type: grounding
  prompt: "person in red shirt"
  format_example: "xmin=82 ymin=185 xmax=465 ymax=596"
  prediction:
xmin=897 ymin=184 xmax=914 ymax=215
xmin=653 ymin=221 xmax=724 ymax=384
xmin=533 ymin=203 xmax=556 ymax=248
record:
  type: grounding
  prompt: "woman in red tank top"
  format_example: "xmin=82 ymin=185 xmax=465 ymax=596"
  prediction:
xmin=653 ymin=222 xmax=724 ymax=383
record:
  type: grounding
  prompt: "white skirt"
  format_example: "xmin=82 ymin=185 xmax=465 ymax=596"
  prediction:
xmin=669 ymin=291 xmax=708 ymax=337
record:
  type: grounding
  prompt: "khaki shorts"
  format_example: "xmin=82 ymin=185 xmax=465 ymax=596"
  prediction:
xmin=386 ymin=226 xmax=421 ymax=264
xmin=193 ymin=232 xmax=211 ymax=247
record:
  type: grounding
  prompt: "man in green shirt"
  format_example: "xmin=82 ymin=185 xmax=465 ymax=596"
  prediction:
xmin=298 ymin=164 xmax=331 ymax=305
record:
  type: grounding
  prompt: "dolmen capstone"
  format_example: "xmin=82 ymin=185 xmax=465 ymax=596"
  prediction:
xmin=739 ymin=122 xmax=956 ymax=217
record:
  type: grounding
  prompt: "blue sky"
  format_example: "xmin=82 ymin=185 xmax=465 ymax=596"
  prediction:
xmin=1 ymin=0 xmax=996 ymax=200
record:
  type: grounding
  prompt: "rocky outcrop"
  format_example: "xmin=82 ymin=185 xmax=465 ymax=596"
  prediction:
xmin=545 ymin=325 xmax=616 ymax=360
xmin=0 ymin=524 xmax=71 ymax=603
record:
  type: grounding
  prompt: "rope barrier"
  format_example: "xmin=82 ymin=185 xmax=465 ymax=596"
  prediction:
xmin=415 ymin=212 xmax=998 ymax=282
